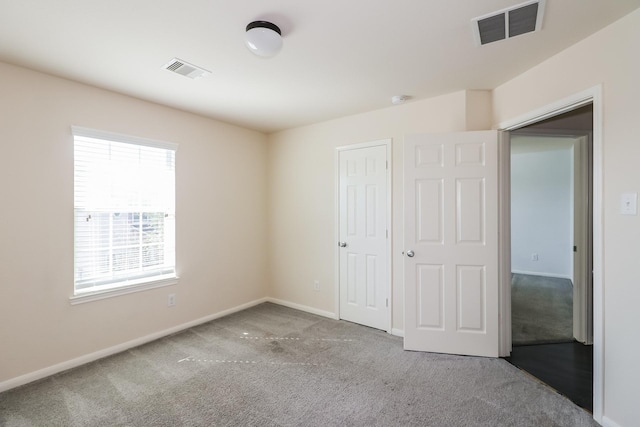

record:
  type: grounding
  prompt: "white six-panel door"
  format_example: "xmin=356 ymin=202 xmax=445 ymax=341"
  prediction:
xmin=404 ymin=131 xmax=499 ymax=357
xmin=338 ymin=143 xmax=389 ymax=331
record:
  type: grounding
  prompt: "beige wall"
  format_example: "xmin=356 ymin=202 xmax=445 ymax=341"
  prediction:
xmin=0 ymin=62 xmax=269 ymax=384
xmin=493 ymin=9 xmax=640 ymax=427
xmin=267 ymin=90 xmax=491 ymax=331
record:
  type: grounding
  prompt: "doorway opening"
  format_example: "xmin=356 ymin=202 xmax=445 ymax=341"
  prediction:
xmin=505 ymin=104 xmax=594 ymax=412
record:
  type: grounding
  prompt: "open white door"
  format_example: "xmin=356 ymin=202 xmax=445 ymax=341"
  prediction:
xmin=404 ymin=131 xmax=499 ymax=357
xmin=338 ymin=141 xmax=390 ymax=331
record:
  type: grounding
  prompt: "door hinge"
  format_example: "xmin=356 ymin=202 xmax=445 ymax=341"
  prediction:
xmin=574 ymin=245 xmax=577 ymax=252
xmin=386 ymin=160 xmax=389 ymax=170
xmin=386 ymin=229 xmax=389 ymax=238
xmin=386 ymin=298 xmax=389 ymax=308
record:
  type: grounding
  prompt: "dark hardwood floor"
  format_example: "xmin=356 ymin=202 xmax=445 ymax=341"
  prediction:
xmin=505 ymin=342 xmax=593 ymax=412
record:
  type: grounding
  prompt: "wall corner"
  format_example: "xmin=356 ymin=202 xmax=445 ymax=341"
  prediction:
xmin=465 ymin=90 xmax=493 ymax=131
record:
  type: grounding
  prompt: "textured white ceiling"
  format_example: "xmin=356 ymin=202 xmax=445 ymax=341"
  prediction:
xmin=0 ymin=0 xmax=638 ymax=133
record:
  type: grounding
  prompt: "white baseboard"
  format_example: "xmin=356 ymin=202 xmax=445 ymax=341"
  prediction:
xmin=391 ymin=328 xmax=405 ymax=338
xmin=266 ymin=297 xmax=338 ymax=319
xmin=0 ymin=297 xmax=268 ymax=393
xmin=267 ymin=298 xmax=405 ymax=338
xmin=602 ymin=416 xmax=622 ymax=427
xmin=511 ymin=270 xmax=573 ymax=281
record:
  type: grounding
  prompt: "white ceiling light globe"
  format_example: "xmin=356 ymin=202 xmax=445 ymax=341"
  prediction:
xmin=245 ymin=21 xmax=283 ymax=58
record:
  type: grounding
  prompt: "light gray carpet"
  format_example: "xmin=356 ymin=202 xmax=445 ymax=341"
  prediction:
xmin=0 ymin=302 xmax=595 ymax=426
xmin=512 ymin=273 xmax=574 ymax=346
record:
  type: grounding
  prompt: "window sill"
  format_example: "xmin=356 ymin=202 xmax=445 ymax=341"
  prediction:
xmin=69 ymin=274 xmax=179 ymax=305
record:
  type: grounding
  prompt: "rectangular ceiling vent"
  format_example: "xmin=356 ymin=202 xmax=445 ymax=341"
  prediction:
xmin=162 ymin=58 xmax=211 ymax=79
xmin=472 ymin=0 xmax=545 ymax=46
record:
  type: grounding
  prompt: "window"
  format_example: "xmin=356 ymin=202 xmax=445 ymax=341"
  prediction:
xmin=73 ymin=127 xmax=177 ymax=298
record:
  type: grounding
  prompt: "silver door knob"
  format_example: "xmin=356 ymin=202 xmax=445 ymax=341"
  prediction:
xmin=338 ymin=241 xmax=347 ymax=247
xmin=406 ymin=250 xmax=415 ymax=257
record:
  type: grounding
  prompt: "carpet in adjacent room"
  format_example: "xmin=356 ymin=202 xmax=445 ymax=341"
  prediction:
xmin=511 ymin=273 xmax=574 ymax=346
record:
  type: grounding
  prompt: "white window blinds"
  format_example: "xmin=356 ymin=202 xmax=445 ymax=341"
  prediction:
xmin=73 ymin=127 xmax=177 ymax=294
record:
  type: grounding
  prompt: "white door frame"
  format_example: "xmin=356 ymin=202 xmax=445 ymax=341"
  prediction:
xmin=497 ymin=85 xmax=603 ymax=423
xmin=334 ymin=139 xmax=392 ymax=333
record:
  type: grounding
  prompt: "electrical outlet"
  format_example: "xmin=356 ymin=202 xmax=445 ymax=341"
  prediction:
xmin=168 ymin=293 xmax=176 ymax=307
xmin=531 ymin=253 xmax=539 ymax=261
xmin=313 ymin=280 xmax=320 ymax=291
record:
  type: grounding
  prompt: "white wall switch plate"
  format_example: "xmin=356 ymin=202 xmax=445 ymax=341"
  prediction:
xmin=620 ymin=193 xmax=638 ymax=215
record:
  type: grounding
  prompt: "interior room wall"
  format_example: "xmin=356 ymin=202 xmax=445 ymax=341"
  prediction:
xmin=266 ymin=90 xmax=491 ymax=334
xmin=0 ymin=61 xmax=269 ymax=386
xmin=510 ymin=136 xmax=574 ymax=279
xmin=492 ymin=9 xmax=640 ymax=427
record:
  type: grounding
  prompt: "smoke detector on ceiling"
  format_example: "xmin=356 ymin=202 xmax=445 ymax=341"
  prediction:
xmin=162 ymin=58 xmax=211 ymax=79
xmin=472 ymin=0 xmax=546 ymax=46
xmin=391 ymin=95 xmax=410 ymax=105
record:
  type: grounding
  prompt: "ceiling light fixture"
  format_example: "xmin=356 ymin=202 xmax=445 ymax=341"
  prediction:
xmin=245 ymin=21 xmax=283 ymax=57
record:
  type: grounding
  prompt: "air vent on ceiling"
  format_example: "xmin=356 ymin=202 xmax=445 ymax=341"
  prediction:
xmin=472 ymin=0 xmax=545 ymax=46
xmin=162 ymin=58 xmax=211 ymax=79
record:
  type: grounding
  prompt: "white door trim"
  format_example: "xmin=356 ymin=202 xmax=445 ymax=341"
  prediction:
xmin=335 ymin=139 xmax=392 ymax=333
xmin=497 ymin=85 xmax=603 ymax=423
